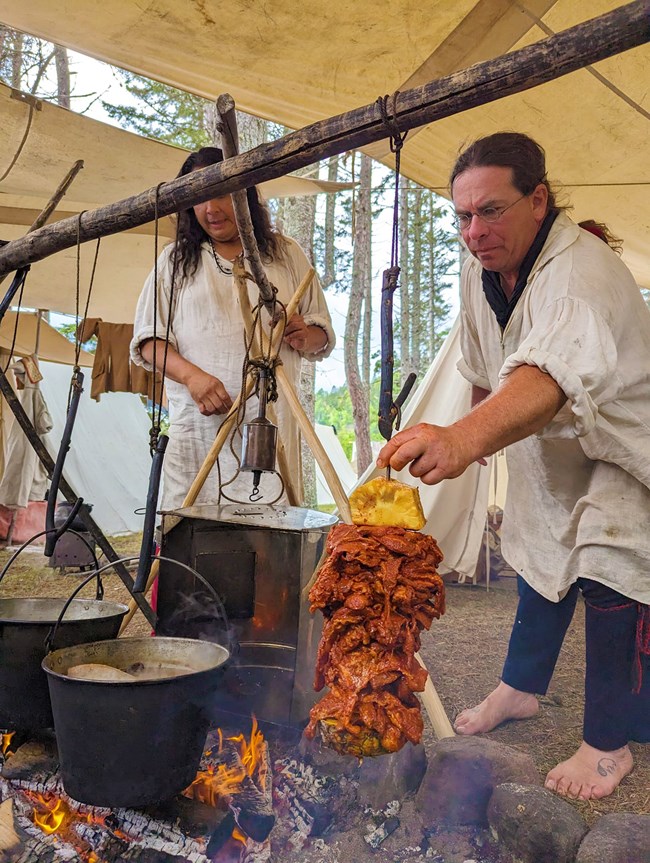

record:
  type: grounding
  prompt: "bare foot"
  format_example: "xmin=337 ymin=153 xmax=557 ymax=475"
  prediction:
xmin=545 ymin=742 xmax=634 ymax=800
xmin=454 ymin=681 xmax=539 ymax=735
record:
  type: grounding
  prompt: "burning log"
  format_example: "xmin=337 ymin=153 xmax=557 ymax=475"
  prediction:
xmin=186 ymin=721 xmax=275 ymax=857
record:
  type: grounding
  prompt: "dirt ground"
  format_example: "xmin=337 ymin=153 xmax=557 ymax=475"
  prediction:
xmin=1 ymin=534 xmax=648 ymax=836
xmin=419 ymin=577 xmax=650 ymax=827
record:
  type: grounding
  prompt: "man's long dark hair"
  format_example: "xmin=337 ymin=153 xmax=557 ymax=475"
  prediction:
xmin=449 ymin=132 xmax=560 ymax=210
xmin=172 ymin=147 xmax=286 ymax=282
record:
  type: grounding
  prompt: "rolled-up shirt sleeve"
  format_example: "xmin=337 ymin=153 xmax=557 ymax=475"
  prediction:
xmin=130 ymin=247 xmax=178 ymax=371
xmin=499 ymin=296 xmax=619 ymax=436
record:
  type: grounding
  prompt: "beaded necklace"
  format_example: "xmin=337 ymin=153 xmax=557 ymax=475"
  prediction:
xmin=209 ymin=242 xmax=233 ymax=276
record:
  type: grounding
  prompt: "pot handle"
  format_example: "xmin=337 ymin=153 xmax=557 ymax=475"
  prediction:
xmin=45 ymin=554 xmax=232 ymax=653
xmin=0 ymin=527 xmax=102 ymax=600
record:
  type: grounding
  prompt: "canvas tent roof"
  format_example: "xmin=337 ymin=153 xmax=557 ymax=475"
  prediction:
xmin=0 ymin=311 xmax=94 ymax=365
xmin=0 ymin=0 xmax=648 ymax=295
xmin=0 ymin=80 xmax=353 ymax=319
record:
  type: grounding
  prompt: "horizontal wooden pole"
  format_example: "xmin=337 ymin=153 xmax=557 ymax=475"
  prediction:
xmin=0 ymin=0 xmax=647 ymax=278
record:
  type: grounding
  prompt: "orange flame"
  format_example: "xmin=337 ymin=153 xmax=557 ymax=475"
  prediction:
xmin=1 ymin=731 xmax=15 ymax=755
xmin=232 ymin=827 xmax=247 ymax=845
xmin=33 ymin=794 xmax=70 ymax=834
xmin=185 ymin=716 xmax=267 ymax=806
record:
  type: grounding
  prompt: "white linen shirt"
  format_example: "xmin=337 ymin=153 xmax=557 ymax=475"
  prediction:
xmin=457 ymin=212 xmax=650 ymax=603
xmin=130 ymin=237 xmax=335 ymax=510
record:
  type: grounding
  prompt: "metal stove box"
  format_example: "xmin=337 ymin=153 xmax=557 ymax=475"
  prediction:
xmin=157 ymin=504 xmax=337 ymax=727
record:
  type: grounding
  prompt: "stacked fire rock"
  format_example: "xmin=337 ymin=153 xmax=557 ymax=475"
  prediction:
xmin=305 ymin=520 xmax=445 ymax=756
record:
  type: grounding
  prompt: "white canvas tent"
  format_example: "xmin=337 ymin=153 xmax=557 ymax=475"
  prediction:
xmin=0 ymin=313 xmax=151 ymax=534
xmin=39 ymin=361 xmax=152 ymax=535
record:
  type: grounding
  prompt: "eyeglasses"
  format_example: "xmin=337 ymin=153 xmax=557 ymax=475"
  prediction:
xmin=453 ymin=193 xmax=528 ymax=231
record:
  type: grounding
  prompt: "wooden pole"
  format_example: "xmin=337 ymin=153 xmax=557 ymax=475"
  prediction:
xmin=274 ymin=365 xmax=353 ymax=523
xmin=415 ymin=652 xmax=456 ymax=739
xmin=218 ymin=95 xmax=276 ymax=310
xmin=28 ymin=160 xmax=84 ymax=232
xmin=0 ymin=1 xmax=646 ymax=276
xmin=232 ymin=259 xmax=301 ymax=505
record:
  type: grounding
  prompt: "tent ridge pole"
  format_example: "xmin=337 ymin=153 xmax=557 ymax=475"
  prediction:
xmin=0 ymin=0 xmax=647 ymax=277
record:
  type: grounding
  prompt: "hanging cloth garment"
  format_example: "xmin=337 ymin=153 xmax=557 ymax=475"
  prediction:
xmin=78 ymin=318 xmax=161 ymax=402
xmin=0 ymin=362 xmax=52 ymax=509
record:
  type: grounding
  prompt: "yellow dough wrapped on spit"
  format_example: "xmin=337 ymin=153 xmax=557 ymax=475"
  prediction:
xmin=349 ymin=476 xmax=426 ymax=530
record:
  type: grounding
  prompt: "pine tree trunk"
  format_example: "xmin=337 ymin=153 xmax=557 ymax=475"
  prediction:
xmin=54 ymin=45 xmax=70 ymax=108
xmin=10 ymin=31 xmax=22 ymax=87
xmin=322 ymin=156 xmax=338 ymax=287
xmin=410 ymin=186 xmax=422 ymax=377
xmin=282 ymin=191 xmax=318 ymax=507
xmin=345 ymin=153 xmax=372 ymax=475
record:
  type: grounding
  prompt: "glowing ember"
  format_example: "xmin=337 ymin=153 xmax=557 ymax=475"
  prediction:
xmin=1 ymin=730 xmax=15 ymax=754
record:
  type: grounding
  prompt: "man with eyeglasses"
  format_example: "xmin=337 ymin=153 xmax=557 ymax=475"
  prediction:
xmin=377 ymin=131 xmax=649 ymax=801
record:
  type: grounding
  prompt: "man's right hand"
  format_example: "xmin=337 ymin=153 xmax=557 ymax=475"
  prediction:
xmin=185 ymin=369 xmax=233 ymax=416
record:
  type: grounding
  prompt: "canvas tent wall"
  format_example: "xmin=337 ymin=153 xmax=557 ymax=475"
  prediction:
xmin=1 ymin=0 xmax=648 ymax=292
xmin=0 ymin=313 xmax=150 ymax=535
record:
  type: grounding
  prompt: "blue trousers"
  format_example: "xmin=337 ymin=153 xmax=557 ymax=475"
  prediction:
xmin=501 ymin=576 xmax=649 ymax=751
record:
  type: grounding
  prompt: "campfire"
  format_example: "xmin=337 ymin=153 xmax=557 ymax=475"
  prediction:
xmin=0 ymin=718 xmax=278 ymax=862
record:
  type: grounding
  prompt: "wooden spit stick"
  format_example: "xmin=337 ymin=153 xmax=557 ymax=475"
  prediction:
xmin=415 ymin=652 xmax=456 ymax=738
xmin=274 ymin=364 xmax=352 ymax=523
xmin=118 ymin=267 xmax=315 ymax=633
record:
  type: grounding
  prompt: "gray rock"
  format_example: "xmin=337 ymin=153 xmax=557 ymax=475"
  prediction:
xmin=576 ymin=813 xmax=650 ymax=863
xmin=357 ymin=742 xmax=427 ymax=809
xmin=298 ymin=732 xmax=360 ymax=779
xmin=488 ymin=782 xmax=587 ymax=863
xmin=416 ymin=736 xmax=540 ymax=826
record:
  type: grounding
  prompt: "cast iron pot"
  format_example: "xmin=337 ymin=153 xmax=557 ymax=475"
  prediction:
xmin=42 ymin=636 xmax=230 ymax=808
xmin=0 ymin=597 xmax=128 ymax=731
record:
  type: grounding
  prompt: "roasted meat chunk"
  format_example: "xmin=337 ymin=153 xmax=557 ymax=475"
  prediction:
xmin=305 ymin=523 xmax=444 ymax=755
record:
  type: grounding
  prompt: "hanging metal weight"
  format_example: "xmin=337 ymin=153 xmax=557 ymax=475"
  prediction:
xmin=240 ymin=366 xmax=278 ymax=493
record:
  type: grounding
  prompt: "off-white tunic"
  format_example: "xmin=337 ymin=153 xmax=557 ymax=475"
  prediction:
xmin=458 ymin=212 xmax=650 ymax=604
xmin=130 ymin=238 xmax=334 ymax=510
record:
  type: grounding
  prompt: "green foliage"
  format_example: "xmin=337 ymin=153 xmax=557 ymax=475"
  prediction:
xmin=55 ymin=321 xmax=97 ymax=353
xmin=101 ymin=70 xmax=211 ymax=150
xmin=315 ymin=378 xmax=385 ymax=460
